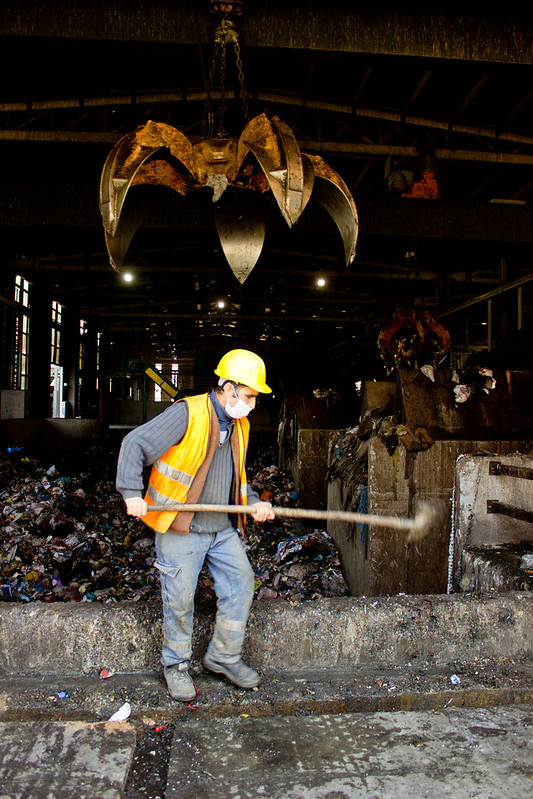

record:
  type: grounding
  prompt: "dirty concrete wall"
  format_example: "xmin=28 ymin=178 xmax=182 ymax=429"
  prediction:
xmin=361 ymin=381 xmax=395 ymax=417
xmin=0 ymin=593 xmax=531 ymax=677
xmin=279 ymin=391 xmax=357 ymax=510
xmin=454 ymin=453 xmax=533 ymax=549
xmin=461 ymin=549 xmax=533 ymax=594
xmin=396 ymin=370 xmax=533 ymax=441
xmin=0 ymin=419 xmax=42 ymax=451
xmin=114 ymin=398 xmax=173 ymax=425
xmin=366 ymin=439 xmax=526 ymax=596
xmin=451 ymin=453 xmax=533 ymax=593
xmin=0 ymin=418 xmax=108 ymax=456
xmin=327 ymin=478 xmax=368 ymax=597
xmin=0 ymin=390 xmax=26 ymax=420
xmin=329 ymin=439 xmax=525 ymax=596
xmin=247 ymin=593 xmax=533 ymax=672
xmin=291 ymin=429 xmax=340 ymax=509
xmin=44 ymin=419 xmax=108 ymax=447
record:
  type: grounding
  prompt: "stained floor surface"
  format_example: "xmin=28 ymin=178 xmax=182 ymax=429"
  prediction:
xmin=166 ymin=705 xmax=533 ymax=799
xmin=0 ymin=721 xmax=136 ymax=799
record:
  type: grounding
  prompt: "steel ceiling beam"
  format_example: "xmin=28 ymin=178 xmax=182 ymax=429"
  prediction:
xmin=2 ymin=2 xmax=532 ymax=65
xmin=1 ymin=186 xmax=532 ymax=242
xmin=436 ymin=272 xmax=533 ymax=319
xmin=1 ymin=128 xmax=532 ymax=167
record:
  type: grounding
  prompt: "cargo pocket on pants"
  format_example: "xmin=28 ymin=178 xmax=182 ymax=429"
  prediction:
xmin=155 ymin=560 xmax=181 ymax=606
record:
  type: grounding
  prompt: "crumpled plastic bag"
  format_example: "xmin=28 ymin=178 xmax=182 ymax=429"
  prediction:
xmin=108 ymin=702 xmax=131 ymax=722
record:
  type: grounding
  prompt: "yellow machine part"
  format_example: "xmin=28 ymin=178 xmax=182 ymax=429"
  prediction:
xmin=144 ymin=367 xmax=179 ymax=399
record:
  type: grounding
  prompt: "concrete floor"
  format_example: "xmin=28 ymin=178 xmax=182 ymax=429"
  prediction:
xmin=167 ymin=705 xmax=533 ymax=799
xmin=0 ymin=720 xmax=136 ymax=799
xmin=1 ymin=704 xmax=531 ymax=799
xmin=1 ymin=592 xmax=531 ymax=797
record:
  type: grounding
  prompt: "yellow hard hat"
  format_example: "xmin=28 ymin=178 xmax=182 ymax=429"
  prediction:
xmin=215 ymin=349 xmax=272 ymax=393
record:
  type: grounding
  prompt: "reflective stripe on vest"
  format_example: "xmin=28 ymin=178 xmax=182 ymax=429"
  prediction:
xmin=143 ymin=393 xmax=250 ymax=533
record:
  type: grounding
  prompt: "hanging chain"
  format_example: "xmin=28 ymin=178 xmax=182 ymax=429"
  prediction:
xmin=204 ymin=1 xmax=248 ymax=139
xmin=203 ymin=38 xmax=220 ymax=139
xmin=233 ymin=33 xmax=248 ymax=124
xmin=218 ymin=24 xmax=227 ymax=137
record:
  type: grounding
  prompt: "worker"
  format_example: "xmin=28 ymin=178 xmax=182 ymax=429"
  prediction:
xmin=116 ymin=349 xmax=275 ymax=701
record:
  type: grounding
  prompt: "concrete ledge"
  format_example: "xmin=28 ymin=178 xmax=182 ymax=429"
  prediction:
xmin=1 ymin=593 xmax=531 ymax=677
xmin=1 ymin=670 xmax=532 ymax=723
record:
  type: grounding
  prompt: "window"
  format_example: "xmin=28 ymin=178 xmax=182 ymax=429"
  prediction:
xmin=154 ymin=362 xmax=163 ymax=401
xmin=96 ymin=332 xmax=102 ymax=389
xmin=78 ymin=319 xmax=88 ymax=410
xmin=51 ymin=301 xmax=62 ymax=365
xmin=79 ymin=319 xmax=87 ymax=370
xmin=172 ymin=361 xmax=179 ymax=388
xmin=13 ymin=275 xmax=30 ymax=390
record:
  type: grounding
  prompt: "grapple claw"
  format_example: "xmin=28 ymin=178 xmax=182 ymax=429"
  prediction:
xmin=99 ymin=121 xmax=196 ymax=266
xmin=303 ymin=154 xmax=359 ymax=265
xmin=99 ymin=114 xmax=358 ymax=278
xmin=104 ymin=200 xmax=146 ymax=272
xmin=238 ymin=113 xmax=312 ymax=227
xmin=215 ymin=192 xmax=266 ymax=283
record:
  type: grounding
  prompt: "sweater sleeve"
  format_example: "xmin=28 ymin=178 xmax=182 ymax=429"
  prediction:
xmin=246 ymin=487 xmax=261 ymax=505
xmin=115 ymin=401 xmax=189 ymax=499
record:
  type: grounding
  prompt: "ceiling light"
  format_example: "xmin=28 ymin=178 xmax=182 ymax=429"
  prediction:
xmin=217 ymin=300 xmax=225 ymax=309
xmin=317 ymin=278 xmax=326 ymax=287
xmin=123 ymin=272 xmax=133 ymax=282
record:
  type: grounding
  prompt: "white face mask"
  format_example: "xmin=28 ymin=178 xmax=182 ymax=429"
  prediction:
xmin=225 ymin=386 xmax=253 ymax=419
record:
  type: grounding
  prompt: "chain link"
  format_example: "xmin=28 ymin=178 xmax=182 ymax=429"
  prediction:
xmin=218 ymin=27 xmax=227 ymax=137
xmin=234 ymin=34 xmax=249 ymax=124
xmin=203 ymin=40 xmax=220 ymax=139
xmin=204 ymin=9 xmax=248 ymax=138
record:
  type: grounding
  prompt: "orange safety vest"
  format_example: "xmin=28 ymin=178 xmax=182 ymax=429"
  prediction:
xmin=143 ymin=393 xmax=250 ymax=534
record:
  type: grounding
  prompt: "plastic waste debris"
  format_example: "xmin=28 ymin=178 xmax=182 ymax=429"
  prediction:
xmin=253 ymin=468 xmax=347 ymax=599
xmin=108 ymin=701 xmax=131 ymax=722
xmin=454 ymin=384 xmax=472 ymax=404
xmin=420 ymin=364 xmax=435 ymax=382
xmin=0 ymin=444 xmax=349 ymax=604
xmin=452 ymin=364 xmax=497 ymax=403
xmin=450 ymin=674 xmax=461 ymax=686
xmin=521 ymin=554 xmax=533 ymax=574
xmin=257 ymin=586 xmax=278 ymax=599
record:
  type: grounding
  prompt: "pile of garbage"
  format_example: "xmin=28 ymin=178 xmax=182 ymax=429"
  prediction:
xmin=0 ymin=445 xmax=348 ymax=604
xmin=244 ymin=464 xmax=348 ymax=601
xmin=452 ymin=366 xmax=496 ymax=404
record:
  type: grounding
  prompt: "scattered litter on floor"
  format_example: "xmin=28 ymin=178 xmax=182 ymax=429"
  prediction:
xmin=108 ymin=701 xmax=131 ymax=722
xmin=0 ymin=445 xmax=348 ymax=604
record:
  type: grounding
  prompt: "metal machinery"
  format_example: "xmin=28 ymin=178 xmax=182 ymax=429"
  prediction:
xmin=99 ymin=1 xmax=358 ymax=284
xmin=106 ymin=360 xmax=182 ymax=423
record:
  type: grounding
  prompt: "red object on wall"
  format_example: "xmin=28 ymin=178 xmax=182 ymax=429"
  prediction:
xmin=402 ymin=170 xmax=440 ymax=199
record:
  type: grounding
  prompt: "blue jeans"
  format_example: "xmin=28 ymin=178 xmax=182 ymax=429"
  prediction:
xmin=155 ymin=526 xmax=255 ymax=667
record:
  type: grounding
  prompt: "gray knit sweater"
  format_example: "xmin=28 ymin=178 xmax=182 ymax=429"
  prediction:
xmin=116 ymin=391 xmax=259 ymax=532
